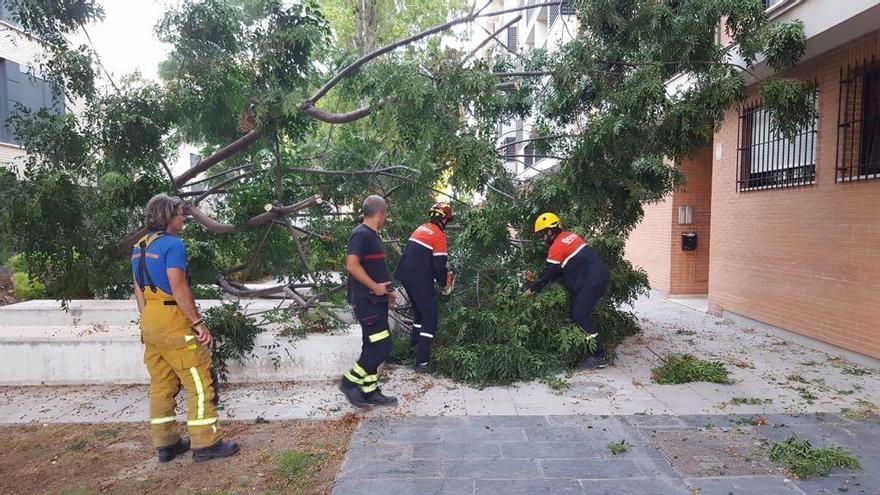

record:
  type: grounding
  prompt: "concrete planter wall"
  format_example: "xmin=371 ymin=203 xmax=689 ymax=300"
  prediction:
xmin=0 ymin=300 xmax=361 ymax=385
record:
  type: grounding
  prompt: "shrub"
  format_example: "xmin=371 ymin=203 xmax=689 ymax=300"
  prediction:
xmin=13 ymin=271 xmax=45 ymax=300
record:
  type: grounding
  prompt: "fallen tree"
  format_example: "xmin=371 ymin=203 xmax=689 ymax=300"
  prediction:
xmin=0 ymin=0 xmax=813 ymax=384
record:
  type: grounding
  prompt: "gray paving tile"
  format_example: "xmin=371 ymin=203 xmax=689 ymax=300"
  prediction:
xmin=475 ymin=479 xmax=583 ymax=495
xmin=358 ymin=426 xmax=444 ymax=442
xmin=685 ymin=476 xmax=807 ymax=495
xmin=443 ymin=459 xmax=541 ymax=479
xmin=469 ymin=415 xmax=550 ymax=428
xmin=623 ymin=414 xmax=690 ymax=430
xmin=412 ymin=442 xmax=502 ymax=459
xmin=524 ymin=425 xmax=611 ymax=442
xmin=339 ymin=459 xmax=442 ymax=479
xmin=332 ymin=478 xmax=474 ymax=495
xmin=792 ymin=473 xmax=878 ymax=495
xmin=345 ymin=441 xmax=413 ymax=462
xmin=500 ymin=441 xmax=606 ymax=459
xmin=578 ymin=478 xmax=692 ymax=495
xmin=362 ymin=416 xmax=472 ymax=429
xmin=540 ymin=458 xmax=645 ymax=479
xmin=441 ymin=426 xmax=526 ymax=442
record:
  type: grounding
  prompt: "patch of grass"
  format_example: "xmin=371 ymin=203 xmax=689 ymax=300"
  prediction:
xmin=674 ymin=329 xmax=697 ymax=336
xmin=793 ymin=387 xmax=818 ymax=404
xmin=387 ymin=334 xmax=414 ymax=365
xmin=651 ymin=354 xmax=734 ymax=385
xmin=275 ymin=450 xmax=325 ymax=480
xmin=842 ymin=400 xmax=879 ymax=421
xmin=768 ymin=436 xmax=860 ymax=478
xmin=607 ymin=440 xmax=629 ymax=455
xmin=786 ymin=374 xmax=810 ymax=384
xmin=67 ymin=439 xmax=88 ymax=452
xmin=542 ymin=376 xmax=570 ymax=391
xmin=731 ymin=416 xmax=768 ymax=426
xmin=841 ymin=366 xmax=872 ymax=376
xmin=836 ymin=389 xmax=855 ymax=395
xmin=729 ymin=397 xmax=772 ymax=406
xmin=93 ymin=429 xmax=119 ymax=440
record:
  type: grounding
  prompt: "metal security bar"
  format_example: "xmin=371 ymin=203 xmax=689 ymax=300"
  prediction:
xmin=836 ymin=56 xmax=880 ymax=182
xmin=736 ymin=92 xmax=818 ymax=192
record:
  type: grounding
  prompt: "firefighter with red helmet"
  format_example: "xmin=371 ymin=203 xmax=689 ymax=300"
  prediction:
xmin=394 ymin=202 xmax=454 ymax=373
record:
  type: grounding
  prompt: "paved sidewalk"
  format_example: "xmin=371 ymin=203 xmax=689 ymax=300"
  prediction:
xmin=333 ymin=414 xmax=879 ymax=495
xmin=2 ymin=294 xmax=879 ymax=424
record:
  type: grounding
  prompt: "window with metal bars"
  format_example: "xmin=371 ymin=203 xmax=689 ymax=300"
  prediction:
xmin=836 ymin=58 xmax=880 ymax=182
xmin=524 ymin=144 xmax=535 ymax=168
xmin=736 ymin=91 xmax=818 ymax=191
xmin=503 ymin=137 xmax=516 ymax=160
xmin=507 ymin=26 xmax=518 ymax=51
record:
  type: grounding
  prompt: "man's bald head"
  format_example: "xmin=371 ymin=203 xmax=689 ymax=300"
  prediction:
xmin=362 ymin=195 xmax=387 ymax=219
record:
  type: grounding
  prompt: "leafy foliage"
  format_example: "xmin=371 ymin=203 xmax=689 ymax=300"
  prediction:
xmin=651 ymin=353 xmax=734 ymax=385
xmin=1 ymin=0 xmax=810 ymax=385
xmin=203 ymin=302 xmax=262 ymax=381
xmin=769 ymin=437 xmax=860 ymax=478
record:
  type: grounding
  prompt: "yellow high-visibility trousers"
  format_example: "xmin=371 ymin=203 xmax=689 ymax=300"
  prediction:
xmin=141 ymin=289 xmax=222 ymax=450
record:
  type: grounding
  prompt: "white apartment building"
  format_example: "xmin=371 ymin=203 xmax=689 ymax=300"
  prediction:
xmin=0 ymin=6 xmax=63 ymax=168
xmin=474 ymin=0 xmax=578 ymax=181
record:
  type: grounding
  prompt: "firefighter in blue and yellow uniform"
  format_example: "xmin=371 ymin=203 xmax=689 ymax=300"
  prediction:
xmin=394 ymin=202 xmax=454 ymax=373
xmin=526 ymin=213 xmax=611 ymax=369
xmin=132 ymin=194 xmax=239 ymax=463
xmin=339 ymin=195 xmax=399 ymax=409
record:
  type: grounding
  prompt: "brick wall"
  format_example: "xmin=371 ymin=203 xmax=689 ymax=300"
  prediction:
xmin=625 ymin=190 xmax=672 ymax=295
xmin=709 ymin=30 xmax=880 ymax=359
xmin=670 ymin=147 xmax=713 ymax=295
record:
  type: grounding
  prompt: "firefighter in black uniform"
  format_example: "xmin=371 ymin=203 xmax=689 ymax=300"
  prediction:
xmin=526 ymin=213 xmax=611 ymax=369
xmin=394 ymin=202 xmax=454 ymax=373
xmin=339 ymin=195 xmax=399 ymax=408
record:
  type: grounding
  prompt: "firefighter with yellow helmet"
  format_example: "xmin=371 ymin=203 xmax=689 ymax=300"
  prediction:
xmin=131 ymin=194 xmax=239 ymax=462
xmin=526 ymin=213 xmax=611 ymax=369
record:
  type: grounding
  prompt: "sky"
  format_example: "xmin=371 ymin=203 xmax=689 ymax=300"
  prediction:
xmin=81 ymin=0 xmax=173 ymax=83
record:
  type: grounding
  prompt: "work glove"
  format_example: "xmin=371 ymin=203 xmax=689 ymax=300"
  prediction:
xmin=442 ymin=267 xmax=455 ymax=296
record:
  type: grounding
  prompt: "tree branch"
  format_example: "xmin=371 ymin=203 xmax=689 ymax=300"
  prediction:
xmin=194 ymin=169 xmax=260 ymax=204
xmin=287 ymin=165 xmax=417 ymax=177
xmin=184 ymin=163 xmax=261 ymax=189
xmin=494 ymin=134 xmax=576 ymax=150
xmin=465 ymin=15 xmax=522 ymax=62
xmin=179 ymin=195 xmax=322 ymax=236
xmin=303 ymin=1 xmax=554 ymax=106
xmin=299 ymin=101 xmax=384 ymax=124
xmin=492 ymin=71 xmax=552 ymax=77
xmin=173 ymin=130 xmax=262 ymax=187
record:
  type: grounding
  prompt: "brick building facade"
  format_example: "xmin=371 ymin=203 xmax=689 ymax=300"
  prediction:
xmin=626 ymin=1 xmax=880 ymax=359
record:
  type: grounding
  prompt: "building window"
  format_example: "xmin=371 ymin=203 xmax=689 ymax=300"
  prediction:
xmin=506 ymin=26 xmax=518 ymax=51
xmin=736 ymin=91 xmax=818 ymax=191
xmin=503 ymin=136 xmax=516 ymax=160
xmin=763 ymin=0 xmax=784 ymax=8
xmin=0 ymin=59 xmax=65 ymax=146
xmin=837 ymin=59 xmax=880 ymax=182
xmin=523 ymin=144 xmax=534 ymax=168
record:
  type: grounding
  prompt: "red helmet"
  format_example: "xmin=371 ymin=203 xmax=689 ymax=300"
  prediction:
xmin=429 ymin=202 xmax=453 ymax=221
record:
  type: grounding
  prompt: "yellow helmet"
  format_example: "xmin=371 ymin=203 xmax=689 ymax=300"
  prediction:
xmin=534 ymin=212 xmax=561 ymax=233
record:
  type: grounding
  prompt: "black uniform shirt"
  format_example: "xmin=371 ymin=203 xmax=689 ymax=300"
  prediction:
xmin=346 ymin=223 xmax=390 ymax=303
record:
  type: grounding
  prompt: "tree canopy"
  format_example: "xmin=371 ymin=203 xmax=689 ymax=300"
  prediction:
xmin=0 ymin=0 xmax=811 ymax=384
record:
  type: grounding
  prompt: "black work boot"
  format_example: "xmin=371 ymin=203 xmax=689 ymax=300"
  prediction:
xmin=414 ymin=363 xmax=430 ymax=375
xmin=339 ymin=379 xmax=371 ymax=409
xmin=157 ymin=437 xmax=190 ymax=463
xmin=364 ymin=390 xmax=398 ymax=407
xmin=192 ymin=440 xmax=240 ymax=463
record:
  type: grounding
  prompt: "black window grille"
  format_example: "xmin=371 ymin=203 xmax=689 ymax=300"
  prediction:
xmin=507 ymin=26 xmax=518 ymax=51
xmin=736 ymin=91 xmax=818 ymax=192
xmin=549 ymin=4 xmax=559 ymax=26
xmin=836 ymin=57 xmax=880 ymax=182
xmin=524 ymin=144 xmax=534 ymax=167
xmin=503 ymin=137 xmax=516 ymax=160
